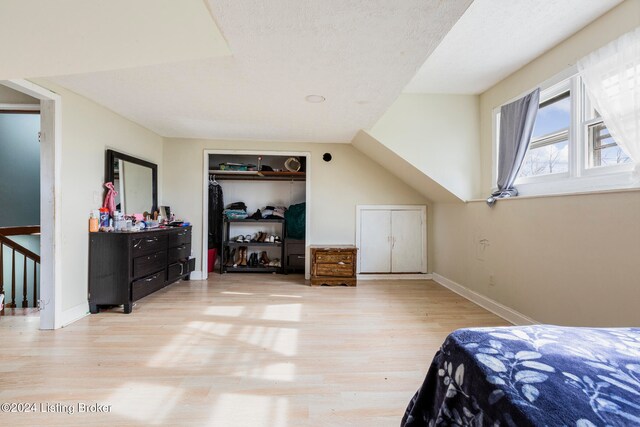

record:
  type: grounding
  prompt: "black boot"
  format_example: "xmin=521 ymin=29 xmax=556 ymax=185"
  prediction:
xmin=224 ymin=248 xmax=235 ymax=267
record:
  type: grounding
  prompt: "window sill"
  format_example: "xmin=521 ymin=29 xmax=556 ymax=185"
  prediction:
xmin=471 ymin=173 xmax=640 ymax=203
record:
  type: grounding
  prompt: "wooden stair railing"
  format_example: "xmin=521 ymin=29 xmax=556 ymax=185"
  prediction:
xmin=0 ymin=226 xmax=41 ymax=311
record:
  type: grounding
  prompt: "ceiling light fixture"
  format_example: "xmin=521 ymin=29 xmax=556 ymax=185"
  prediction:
xmin=305 ymin=95 xmax=325 ymax=103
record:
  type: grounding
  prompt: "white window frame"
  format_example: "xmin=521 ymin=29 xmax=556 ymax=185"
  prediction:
xmin=492 ymin=66 xmax=639 ymax=197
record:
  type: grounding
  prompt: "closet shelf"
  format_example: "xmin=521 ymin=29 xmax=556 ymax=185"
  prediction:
xmin=209 ymin=170 xmax=305 ymax=181
xmin=224 ymin=218 xmax=285 ymax=223
xmin=225 ymin=241 xmax=282 ymax=247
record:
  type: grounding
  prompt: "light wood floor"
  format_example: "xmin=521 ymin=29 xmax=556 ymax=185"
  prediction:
xmin=0 ymin=275 xmax=508 ymax=426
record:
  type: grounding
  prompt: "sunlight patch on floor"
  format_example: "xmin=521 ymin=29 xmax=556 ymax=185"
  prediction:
xmin=237 ymin=325 xmax=299 ymax=357
xmin=148 ymin=325 xmax=217 ymax=367
xmin=204 ymin=305 xmax=245 ymax=317
xmin=189 ymin=320 xmax=233 ymax=337
xmin=221 ymin=291 xmax=254 ymax=296
xmin=209 ymin=393 xmax=289 ymax=427
xmin=233 ymin=361 xmax=296 ymax=382
xmin=106 ymin=382 xmax=182 ymax=424
xmin=270 ymin=294 xmax=302 ymax=298
xmin=262 ymin=303 xmax=301 ymax=322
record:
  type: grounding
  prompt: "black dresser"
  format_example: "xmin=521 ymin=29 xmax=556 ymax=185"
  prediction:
xmin=88 ymin=226 xmax=194 ymax=314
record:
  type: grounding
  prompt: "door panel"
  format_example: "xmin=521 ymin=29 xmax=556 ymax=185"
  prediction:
xmin=360 ymin=210 xmax=391 ymax=273
xmin=391 ymin=210 xmax=423 ymax=273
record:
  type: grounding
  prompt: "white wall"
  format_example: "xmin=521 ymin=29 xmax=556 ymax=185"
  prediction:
xmin=433 ymin=0 xmax=640 ymax=327
xmin=163 ymin=138 xmax=431 ymax=275
xmin=34 ymin=80 xmax=164 ymax=313
xmin=369 ymin=93 xmax=480 ymax=201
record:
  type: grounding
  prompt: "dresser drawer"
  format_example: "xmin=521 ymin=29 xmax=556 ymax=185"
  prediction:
xmin=132 ymin=271 xmax=165 ymax=301
xmin=168 ymin=243 xmax=191 ymax=264
xmin=168 ymin=228 xmax=191 ymax=247
xmin=287 ymin=254 xmax=306 ymax=267
xmin=315 ymin=262 xmax=354 ymax=277
xmin=167 ymin=262 xmax=185 ymax=282
xmin=132 ymin=234 xmax=167 ymax=257
xmin=315 ymin=252 xmax=353 ymax=264
xmin=133 ymin=251 xmax=166 ymax=279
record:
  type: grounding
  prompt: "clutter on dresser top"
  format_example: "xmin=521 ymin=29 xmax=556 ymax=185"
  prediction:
xmin=89 ymin=181 xmax=189 ymax=233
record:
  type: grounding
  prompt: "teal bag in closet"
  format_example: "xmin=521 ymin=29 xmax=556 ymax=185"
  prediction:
xmin=285 ymin=203 xmax=305 ymax=239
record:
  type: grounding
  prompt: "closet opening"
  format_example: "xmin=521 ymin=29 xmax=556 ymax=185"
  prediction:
xmin=202 ymin=150 xmax=311 ymax=282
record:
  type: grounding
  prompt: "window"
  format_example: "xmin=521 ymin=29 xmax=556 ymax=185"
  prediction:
xmin=493 ymin=69 xmax=637 ymax=196
xmin=519 ymin=91 xmax=570 ymax=178
xmin=585 ymin=111 xmax=631 ymax=168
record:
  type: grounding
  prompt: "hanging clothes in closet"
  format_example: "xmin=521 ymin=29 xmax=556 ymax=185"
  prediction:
xmin=208 ymin=176 xmax=224 ymax=249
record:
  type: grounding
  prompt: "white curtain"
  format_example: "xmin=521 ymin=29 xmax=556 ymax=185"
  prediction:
xmin=578 ymin=27 xmax=640 ymax=179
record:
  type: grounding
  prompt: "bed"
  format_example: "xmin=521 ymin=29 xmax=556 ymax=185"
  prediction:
xmin=402 ymin=326 xmax=640 ymax=426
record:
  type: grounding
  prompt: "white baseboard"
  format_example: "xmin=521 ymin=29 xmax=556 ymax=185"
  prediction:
xmin=61 ymin=302 xmax=89 ymax=327
xmin=190 ymin=270 xmax=206 ymax=281
xmin=432 ymin=273 xmax=537 ymax=326
xmin=357 ymin=273 xmax=433 ymax=280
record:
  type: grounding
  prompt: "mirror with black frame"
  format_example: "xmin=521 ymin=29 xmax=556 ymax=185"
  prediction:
xmin=106 ymin=150 xmax=158 ymax=215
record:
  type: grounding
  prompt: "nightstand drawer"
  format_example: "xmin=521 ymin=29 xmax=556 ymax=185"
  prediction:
xmin=315 ymin=252 xmax=353 ymax=264
xmin=315 ymin=263 xmax=353 ymax=277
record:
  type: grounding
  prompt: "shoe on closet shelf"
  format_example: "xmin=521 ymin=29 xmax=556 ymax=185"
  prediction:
xmin=239 ymin=247 xmax=248 ymax=267
xmin=273 ymin=236 xmax=281 ymax=243
xmin=260 ymin=251 xmax=270 ymax=265
xmin=268 ymin=258 xmax=281 ymax=267
xmin=224 ymin=248 xmax=236 ymax=267
xmin=244 ymin=234 xmax=252 ymax=243
xmin=258 ymin=232 xmax=267 ymax=243
xmin=235 ymin=235 xmax=245 ymax=243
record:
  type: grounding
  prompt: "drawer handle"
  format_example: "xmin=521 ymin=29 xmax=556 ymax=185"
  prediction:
xmin=296 ymin=255 xmax=305 ymax=259
xmin=338 ymin=261 xmax=345 ymax=265
xmin=145 ymin=275 xmax=157 ymax=282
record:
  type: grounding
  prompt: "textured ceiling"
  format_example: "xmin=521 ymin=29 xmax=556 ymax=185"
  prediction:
xmin=404 ymin=0 xmax=624 ymax=94
xmin=0 ymin=0 xmax=229 ymax=80
xmin=51 ymin=0 xmax=472 ymax=142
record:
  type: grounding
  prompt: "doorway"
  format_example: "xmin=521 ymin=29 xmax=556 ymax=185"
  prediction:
xmin=202 ymin=150 xmax=311 ymax=280
xmin=0 ymin=80 xmax=62 ymax=329
xmin=0 ymin=97 xmax=41 ymax=317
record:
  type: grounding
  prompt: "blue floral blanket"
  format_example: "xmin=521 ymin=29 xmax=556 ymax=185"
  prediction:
xmin=402 ymin=326 xmax=640 ymax=427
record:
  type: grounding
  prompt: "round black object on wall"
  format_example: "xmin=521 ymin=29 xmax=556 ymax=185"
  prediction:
xmin=323 ymin=153 xmax=332 ymax=162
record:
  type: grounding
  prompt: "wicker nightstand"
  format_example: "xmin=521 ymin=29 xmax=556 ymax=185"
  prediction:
xmin=309 ymin=245 xmax=357 ymax=286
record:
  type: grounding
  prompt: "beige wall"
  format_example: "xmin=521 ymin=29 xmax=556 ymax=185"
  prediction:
xmin=36 ymin=80 xmax=164 ymax=312
xmin=433 ymin=0 xmax=640 ymax=326
xmin=0 ymin=84 xmax=39 ymax=104
xmin=162 ymin=138 xmax=431 ymax=275
xmin=370 ymin=94 xmax=480 ymax=201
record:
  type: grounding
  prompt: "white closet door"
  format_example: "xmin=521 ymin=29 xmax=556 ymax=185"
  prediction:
xmin=360 ymin=210 xmax=391 ymax=273
xmin=391 ymin=210 xmax=423 ymax=273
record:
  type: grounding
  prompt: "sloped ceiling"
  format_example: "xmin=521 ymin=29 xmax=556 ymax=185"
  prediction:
xmin=0 ymin=0 xmax=230 ymax=80
xmin=351 ymin=130 xmax=462 ymax=203
xmin=49 ymin=0 xmax=472 ymax=142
